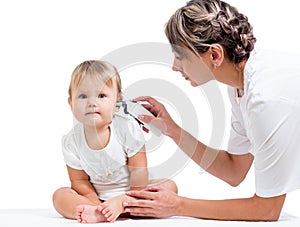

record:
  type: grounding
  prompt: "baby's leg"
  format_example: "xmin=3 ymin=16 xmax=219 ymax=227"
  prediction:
xmin=101 ymin=194 xmax=135 ymax=222
xmin=52 ymin=187 xmax=106 ymax=223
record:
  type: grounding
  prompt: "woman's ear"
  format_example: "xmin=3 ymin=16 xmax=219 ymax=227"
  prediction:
xmin=210 ymin=44 xmax=224 ymax=68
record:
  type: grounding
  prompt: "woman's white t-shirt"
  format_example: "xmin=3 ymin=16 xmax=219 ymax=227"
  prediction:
xmin=227 ymin=49 xmax=300 ymax=197
xmin=62 ymin=114 xmax=145 ymax=201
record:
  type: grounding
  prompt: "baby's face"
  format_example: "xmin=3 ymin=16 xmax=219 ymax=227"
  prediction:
xmin=70 ymin=76 xmax=118 ymax=128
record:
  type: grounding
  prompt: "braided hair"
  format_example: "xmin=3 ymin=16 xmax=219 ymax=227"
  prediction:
xmin=165 ymin=0 xmax=256 ymax=63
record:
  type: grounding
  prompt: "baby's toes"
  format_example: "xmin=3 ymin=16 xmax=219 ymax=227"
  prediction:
xmin=107 ymin=214 xmax=117 ymax=223
xmin=104 ymin=210 xmax=113 ymax=219
xmin=101 ymin=207 xmax=110 ymax=215
xmin=96 ymin=205 xmax=103 ymax=213
xmin=76 ymin=205 xmax=84 ymax=214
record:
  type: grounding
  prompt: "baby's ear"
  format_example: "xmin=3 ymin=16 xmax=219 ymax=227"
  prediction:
xmin=114 ymin=102 xmax=121 ymax=112
xmin=114 ymin=105 xmax=120 ymax=112
xmin=68 ymin=97 xmax=73 ymax=109
xmin=115 ymin=98 xmax=122 ymax=112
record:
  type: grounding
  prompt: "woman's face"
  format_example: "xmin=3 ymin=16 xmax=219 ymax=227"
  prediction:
xmin=171 ymin=46 xmax=214 ymax=87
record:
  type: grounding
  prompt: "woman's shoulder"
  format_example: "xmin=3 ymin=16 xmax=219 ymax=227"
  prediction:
xmin=245 ymin=48 xmax=300 ymax=99
xmin=247 ymin=48 xmax=300 ymax=68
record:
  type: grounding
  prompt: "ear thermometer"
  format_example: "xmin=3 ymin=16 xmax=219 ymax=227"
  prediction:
xmin=116 ymin=100 xmax=162 ymax=136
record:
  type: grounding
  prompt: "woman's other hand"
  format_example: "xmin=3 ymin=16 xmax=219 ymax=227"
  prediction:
xmin=123 ymin=186 xmax=180 ymax=218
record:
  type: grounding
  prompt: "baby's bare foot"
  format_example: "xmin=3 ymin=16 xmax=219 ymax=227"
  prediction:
xmin=76 ymin=204 xmax=107 ymax=223
xmin=101 ymin=196 xmax=126 ymax=222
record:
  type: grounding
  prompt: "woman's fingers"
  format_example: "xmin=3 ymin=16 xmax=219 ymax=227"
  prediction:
xmin=134 ymin=96 xmax=174 ymax=136
xmin=134 ymin=96 xmax=163 ymax=109
xmin=143 ymin=186 xmax=164 ymax=192
xmin=126 ymin=209 xmax=157 ymax=217
xmin=123 ymin=197 xmax=157 ymax=217
xmin=133 ymin=96 xmax=155 ymax=103
xmin=124 ymin=187 xmax=177 ymax=218
xmin=126 ymin=189 xmax=157 ymax=200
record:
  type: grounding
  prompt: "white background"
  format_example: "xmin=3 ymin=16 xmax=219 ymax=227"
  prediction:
xmin=0 ymin=0 xmax=299 ymax=217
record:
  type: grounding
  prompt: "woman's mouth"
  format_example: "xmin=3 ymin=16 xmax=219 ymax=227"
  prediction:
xmin=181 ymin=73 xmax=189 ymax=81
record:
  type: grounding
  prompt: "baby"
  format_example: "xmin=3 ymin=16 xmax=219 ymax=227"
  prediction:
xmin=52 ymin=60 xmax=177 ymax=223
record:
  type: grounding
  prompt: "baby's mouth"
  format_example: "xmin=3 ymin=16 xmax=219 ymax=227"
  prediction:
xmin=86 ymin=111 xmax=100 ymax=115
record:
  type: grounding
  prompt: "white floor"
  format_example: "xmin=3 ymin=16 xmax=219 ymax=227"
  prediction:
xmin=1 ymin=209 xmax=300 ymax=227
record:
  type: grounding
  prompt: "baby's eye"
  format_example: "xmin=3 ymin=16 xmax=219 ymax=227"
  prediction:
xmin=78 ymin=94 xmax=87 ymax=99
xmin=98 ymin=94 xmax=106 ymax=99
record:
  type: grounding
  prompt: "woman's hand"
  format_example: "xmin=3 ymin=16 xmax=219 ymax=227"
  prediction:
xmin=133 ymin=96 xmax=180 ymax=138
xmin=123 ymin=186 xmax=181 ymax=218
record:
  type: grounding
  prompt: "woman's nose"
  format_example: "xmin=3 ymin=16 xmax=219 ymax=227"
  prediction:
xmin=172 ymin=65 xmax=180 ymax=72
xmin=172 ymin=59 xmax=182 ymax=72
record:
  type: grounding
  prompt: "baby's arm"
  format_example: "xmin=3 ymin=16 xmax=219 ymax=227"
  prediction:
xmin=127 ymin=145 xmax=149 ymax=190
xmin=100 ymin=146 xmax=149 ymax=222
xmin=67 ymin=166 xmax=101 ymax=205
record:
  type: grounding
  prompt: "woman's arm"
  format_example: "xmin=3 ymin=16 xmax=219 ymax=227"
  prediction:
xmin=67 ymin=165 xmax=101 ymax=204
xmin=178 ymin=193 xmax=286 ymax=221
xmin=173 ymin=127 xmax=254 ymax=186
xmin=127 ymin=145 xmax=149 ymax=191
xmin=134 ymin=96 xmax=253 ymax=186
xmin=125 ymin=187 xmax=286 ymax=221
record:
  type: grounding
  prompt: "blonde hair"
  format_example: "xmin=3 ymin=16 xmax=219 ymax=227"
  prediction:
xmin=68 ymin=60 xmax=122 ymax=102
xmin=165 ymin=0 xmax=256 ymax=63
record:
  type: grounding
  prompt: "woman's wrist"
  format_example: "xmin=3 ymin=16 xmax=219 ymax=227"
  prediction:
xmin=168 ymin=124 xmax=183 ymax=144
xmin=174 ymin=194 xmax=184 ymax=216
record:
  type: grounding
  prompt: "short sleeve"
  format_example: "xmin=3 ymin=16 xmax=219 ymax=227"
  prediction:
xmin=227 ymin=87 xmax=252 ymax=154
xmin=61 ymin=134 xmax=82 ymax=170
xmin=112 ymin=114 xmax=146 ymax=158
xmin=247 ymin=98 xmax=300 ymax=197
xmin=125 ymin=118 xmax=146 ymax=157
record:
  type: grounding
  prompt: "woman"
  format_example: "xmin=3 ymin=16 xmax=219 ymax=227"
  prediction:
xmin=123 ymin=0 xmax=300 ymax=221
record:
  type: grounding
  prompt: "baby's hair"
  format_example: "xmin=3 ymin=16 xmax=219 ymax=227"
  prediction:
xmin=68 ymin=60 xmax=122 ymax=102
xmin=165 ymin=0 xmax=256 ymax=63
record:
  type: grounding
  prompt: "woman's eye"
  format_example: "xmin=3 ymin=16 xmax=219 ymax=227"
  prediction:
xmin=78 ymin=94 xmax=87 ymax=99
xmin=174 ymin=54 xmax=182 ymax=60
xmin=98 ymin=94 xmax=106 ymax=98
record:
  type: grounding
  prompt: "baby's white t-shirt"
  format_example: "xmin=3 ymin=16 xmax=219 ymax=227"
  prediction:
xmin=62 ymin=114 xmax=145 ymax=201
xmin=227 ymin=49 xmax=300 ymax=197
